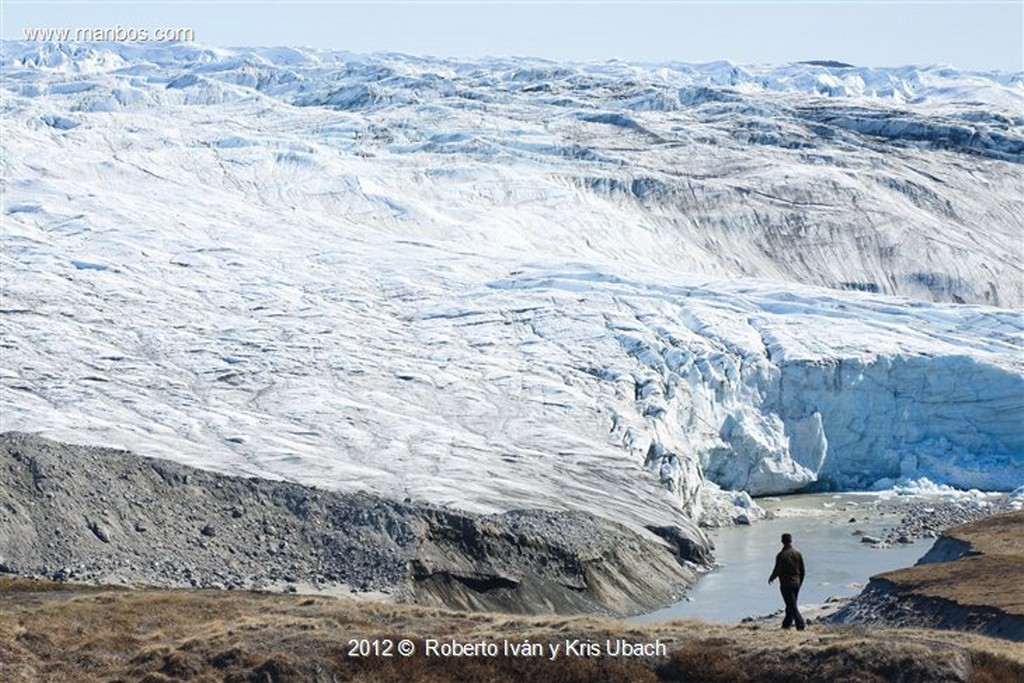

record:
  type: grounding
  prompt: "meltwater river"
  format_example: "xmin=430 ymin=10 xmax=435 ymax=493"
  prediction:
xmin=636 ymin=492 xmax=935 ymax=624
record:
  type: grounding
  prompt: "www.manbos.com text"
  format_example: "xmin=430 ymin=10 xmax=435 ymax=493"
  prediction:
xmin=23 ymin=25 xmax=196 ymax=43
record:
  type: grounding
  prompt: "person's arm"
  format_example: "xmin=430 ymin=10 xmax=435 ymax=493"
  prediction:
xmin=797 ymin=552 xmax=805 ymax=586
xmin=768 ymin=554 xmax=780 ymax=584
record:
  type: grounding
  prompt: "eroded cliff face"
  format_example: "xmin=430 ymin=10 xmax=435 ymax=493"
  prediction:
xmin=0 ymin=433 xmax=702 ymax=616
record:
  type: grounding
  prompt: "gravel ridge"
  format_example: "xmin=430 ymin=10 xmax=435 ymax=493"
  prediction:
xmin=0 ymin=431 xmax=704 ymax=616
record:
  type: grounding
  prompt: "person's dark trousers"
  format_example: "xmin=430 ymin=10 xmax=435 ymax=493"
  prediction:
xmin=780 ymin=583 xmax=806 ymax=630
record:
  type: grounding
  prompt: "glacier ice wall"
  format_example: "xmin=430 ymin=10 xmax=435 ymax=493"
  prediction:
xmin=1 ymin=42 xmax=1022 ymax=532
xmin=562 ymin=279 xmax=1024 ymax=495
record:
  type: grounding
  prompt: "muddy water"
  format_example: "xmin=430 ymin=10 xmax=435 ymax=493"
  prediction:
xmin=636 ymin=492 xmax=934 ymax=624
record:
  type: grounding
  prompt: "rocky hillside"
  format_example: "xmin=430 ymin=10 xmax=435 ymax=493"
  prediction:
xmin=0 ymin=432 xmax=705 ymax=616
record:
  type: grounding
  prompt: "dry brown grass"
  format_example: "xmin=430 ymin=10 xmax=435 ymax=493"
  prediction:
xmin=875 ymin=556 xmax=1024 ymax=616
xmin=947 ymin=512 xmax=1024 ymax=557
xmin=1 ymin=581 xmax=1022 ymax=682
xmin=0 ymin=576 xmax=118 ymax=594
xmin=874 ymin=511 xmax=1024 ymax=616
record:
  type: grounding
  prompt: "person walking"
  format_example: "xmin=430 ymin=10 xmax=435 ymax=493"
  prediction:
xmin=768 ymin=532 xmax=806 ymax=630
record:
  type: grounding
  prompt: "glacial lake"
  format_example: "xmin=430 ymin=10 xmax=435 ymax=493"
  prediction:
xmin=635 ymin=492 xmax=934 ymax=624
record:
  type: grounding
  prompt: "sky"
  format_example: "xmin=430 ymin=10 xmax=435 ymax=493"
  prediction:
xmin=2 ymin=1 xmax=1022 ymax=71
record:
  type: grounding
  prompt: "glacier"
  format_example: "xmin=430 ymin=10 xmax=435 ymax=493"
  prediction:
xmin=0 ymin=41 xmax=1022 ymax=537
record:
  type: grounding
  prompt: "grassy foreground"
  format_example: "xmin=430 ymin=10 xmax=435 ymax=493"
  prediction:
xmin=1 ymin=578 xmax=1022 ymax=682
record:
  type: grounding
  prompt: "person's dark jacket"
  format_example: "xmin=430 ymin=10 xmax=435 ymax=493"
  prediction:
xmin=769 ymin=545 xmax=805 ymax=588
